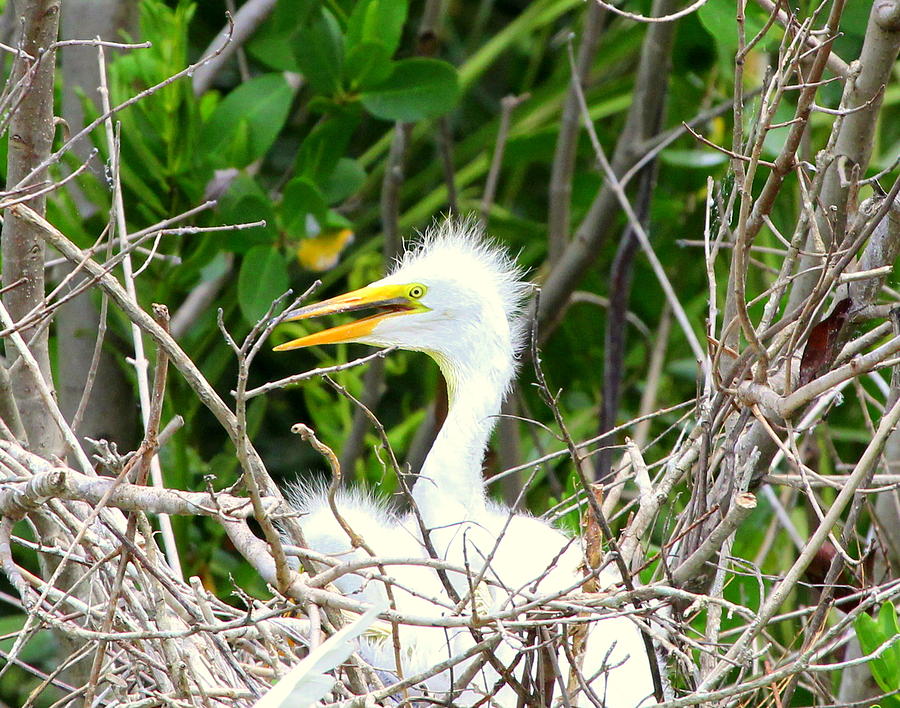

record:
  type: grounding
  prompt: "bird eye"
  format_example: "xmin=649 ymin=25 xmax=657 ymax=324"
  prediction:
xmin=408 ymin=284 xmax=426 ymax=299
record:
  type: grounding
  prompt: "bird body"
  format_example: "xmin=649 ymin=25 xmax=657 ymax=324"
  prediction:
xmin=277 ymin=220 xmax=657 ymax=706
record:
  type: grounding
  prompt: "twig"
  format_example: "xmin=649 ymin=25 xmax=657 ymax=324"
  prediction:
xmin=481 ymin=93 xmax=528 ymax=220
xmin=670 ymin=493 xmax=757 ymax=586
xmin=565 ymin=42 xmax=706 ymax=368
xmin=97 ymin=44 xmax=182 ymax=579
xmin=698 ymin=391 xmax=900 ymax=691
xmin=589 ymin=0 xmax=712 ymax=24
xmin=548 ymin=2 xmax=606 ymax=264
xmin=0 ymin=299 xmax=91 ymax=474
xmin=245 ymin=347 xmax=396 ymax=399
xmin=529 ymin=293 xmax=664 ymax=701
xmin=193 ymin=4 xmax=275 ymax=95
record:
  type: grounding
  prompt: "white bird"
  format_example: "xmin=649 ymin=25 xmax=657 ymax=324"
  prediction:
xmin=275 ymin=219 xmax=657 ymax=707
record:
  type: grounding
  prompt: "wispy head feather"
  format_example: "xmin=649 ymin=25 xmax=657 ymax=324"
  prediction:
xmin=390 ymin=216 xmax=532 ymax=359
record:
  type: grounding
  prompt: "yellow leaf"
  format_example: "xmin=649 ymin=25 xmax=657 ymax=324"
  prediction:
xmin=296 ymin=228 xmax=355 ymax=272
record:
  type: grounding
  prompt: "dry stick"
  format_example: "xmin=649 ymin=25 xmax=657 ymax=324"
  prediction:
xmin=670 ymin=493 xmax=757 ymax=586
xmin=0 ymin=299 xmax=92 ymax=475
xmin=12 ymin=204 xmax=321 ymax=598
xmin=564 ymin=43 xmax=705 ymax=367
xmin=548 ymin=2 xmax=606 ymax=265
xmin=590 ymin=0 xmax=712 ymax=22
xmin=292 ymin=424 xmax=407 ymax=688
xmin=744 ymin=0 xmax=847 ymax=244
xmin=493 ymin=399 xmax=696 ymax=488
xmin=790 ymin=0 xmax=900 ymax=309
xmin=0 ymin=147 xmax=98 ymax=210
xmin=0 ymin=463 xmax=275 ymax=519
xmin=96 ymin=44 xmax=182 ymax=579
xmin=0 ymin=439 xmax=159 ymax=691
xmin=752 ymin=0 xmax=849 ymax=76
xmin=727 ymin=182 xmax=900 ymax=415
xmin=480 ymin=93 xmax=528 ymax=221
xmin=699 ymin=389 xmax=900 ymax=691
xmin=82 ymin=304 xmax=171 ymax=707
xmin=100 ymin=523 xmax=257 ymax=693
xmin=538 ymin=0 xmax=681 ymax=333
xmin=657 ymin=581 xmax=900 ymax=706
xmin=18 ymin=643 xmax=88 ymax=708
xmin=595 ymin=145 xmax=660 ymax=482
xmin=764 ymin=40 xmax=861 ymax=390
xmin=779 ymin=209 xmax=900 ymax=706
xmin=706 ymin=186 xmax=900 ymax=496
xmin=730 ymin=7 xmax=817 ymax=384
xmin=244 ymin=347 xmax=396 ymax=399
xmin=529 ymin=296 xmax=664 ymax=701
xmin=340 ymin=634 xmax=504 ymax=707
xmin=220 ymin=297 xmax=299 ymax=595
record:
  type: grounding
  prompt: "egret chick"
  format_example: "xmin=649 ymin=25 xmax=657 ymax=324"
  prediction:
xmin=276 ymin=219 xmax=657 ymax=707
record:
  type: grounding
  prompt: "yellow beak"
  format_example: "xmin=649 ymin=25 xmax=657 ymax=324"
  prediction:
xmin=273 ymin=283 xmax=417 ymax=351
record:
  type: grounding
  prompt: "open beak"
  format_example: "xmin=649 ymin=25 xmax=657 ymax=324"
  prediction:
xmin=273 ymin=284 xmax=416 ymax=351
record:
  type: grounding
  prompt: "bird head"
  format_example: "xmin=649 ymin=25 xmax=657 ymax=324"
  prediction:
xmin=274 ymin=219 xmax=529 ymax=378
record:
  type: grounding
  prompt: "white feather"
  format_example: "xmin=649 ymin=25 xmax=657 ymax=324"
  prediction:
xmin=286 ymin=219 xmax=658 ymax=706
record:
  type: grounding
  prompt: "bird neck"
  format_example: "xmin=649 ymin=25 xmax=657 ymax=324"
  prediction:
xmin=412 ymin=353 xmax=514 ymax=531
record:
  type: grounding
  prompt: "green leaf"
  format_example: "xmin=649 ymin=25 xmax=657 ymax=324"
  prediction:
xmin=247 ymin=0 xmax=313 ymax=71
xmin=344 ymin=42 xmax=393 ymax=91
xmin=217 ymin=174 xmax=277 ymax=252
xmin=238 ymin=246 xmax=290 ymax=326
xmin=294 ymin=9 xmax=344 ymax=96
xmin=323 ymin=158 xmax=366 ymax=204
xmin=200 ymin=74 xmax=294 ymax=168
xmin=282 ymin=177 xmax=329 ymax=237
xmin=855 ymin=602 xmax=900 ymax=703
xmin=660 ymin=149 xmax=728 ymax=168
xmin=698 ymin=0 xmax=780 ymax=59
xmin=345 ymin=0 xmax=408 ymax=56
xmin=295 ymin=110 xmax=360 ymax=184
xmin=361 ymin=58 xmax=460 ymax=122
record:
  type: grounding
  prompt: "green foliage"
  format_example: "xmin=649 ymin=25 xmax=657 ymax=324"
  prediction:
xmin=246 ymin=0 xmax=312 ymax=71
xmin=361 ymin=59 xmax=460 ymax=122
xmin=238 ymin=245 xmax=290 ymax=325
xmin=294 ymin=8 xmax=345 ymax=96
xmin=854 ymin=603 xmax=900 ymax=707
xmin=698 ymin=0 xmax=782 ymax=64
xmin=200 ymin=73 xmax=295 ymax=167
xmin=345 ymin=0 xmax=408 ymax=57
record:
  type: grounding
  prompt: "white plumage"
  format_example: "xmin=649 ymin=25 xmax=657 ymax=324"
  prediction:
xmin=277 ymin=219 xmax=657 ymax=707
